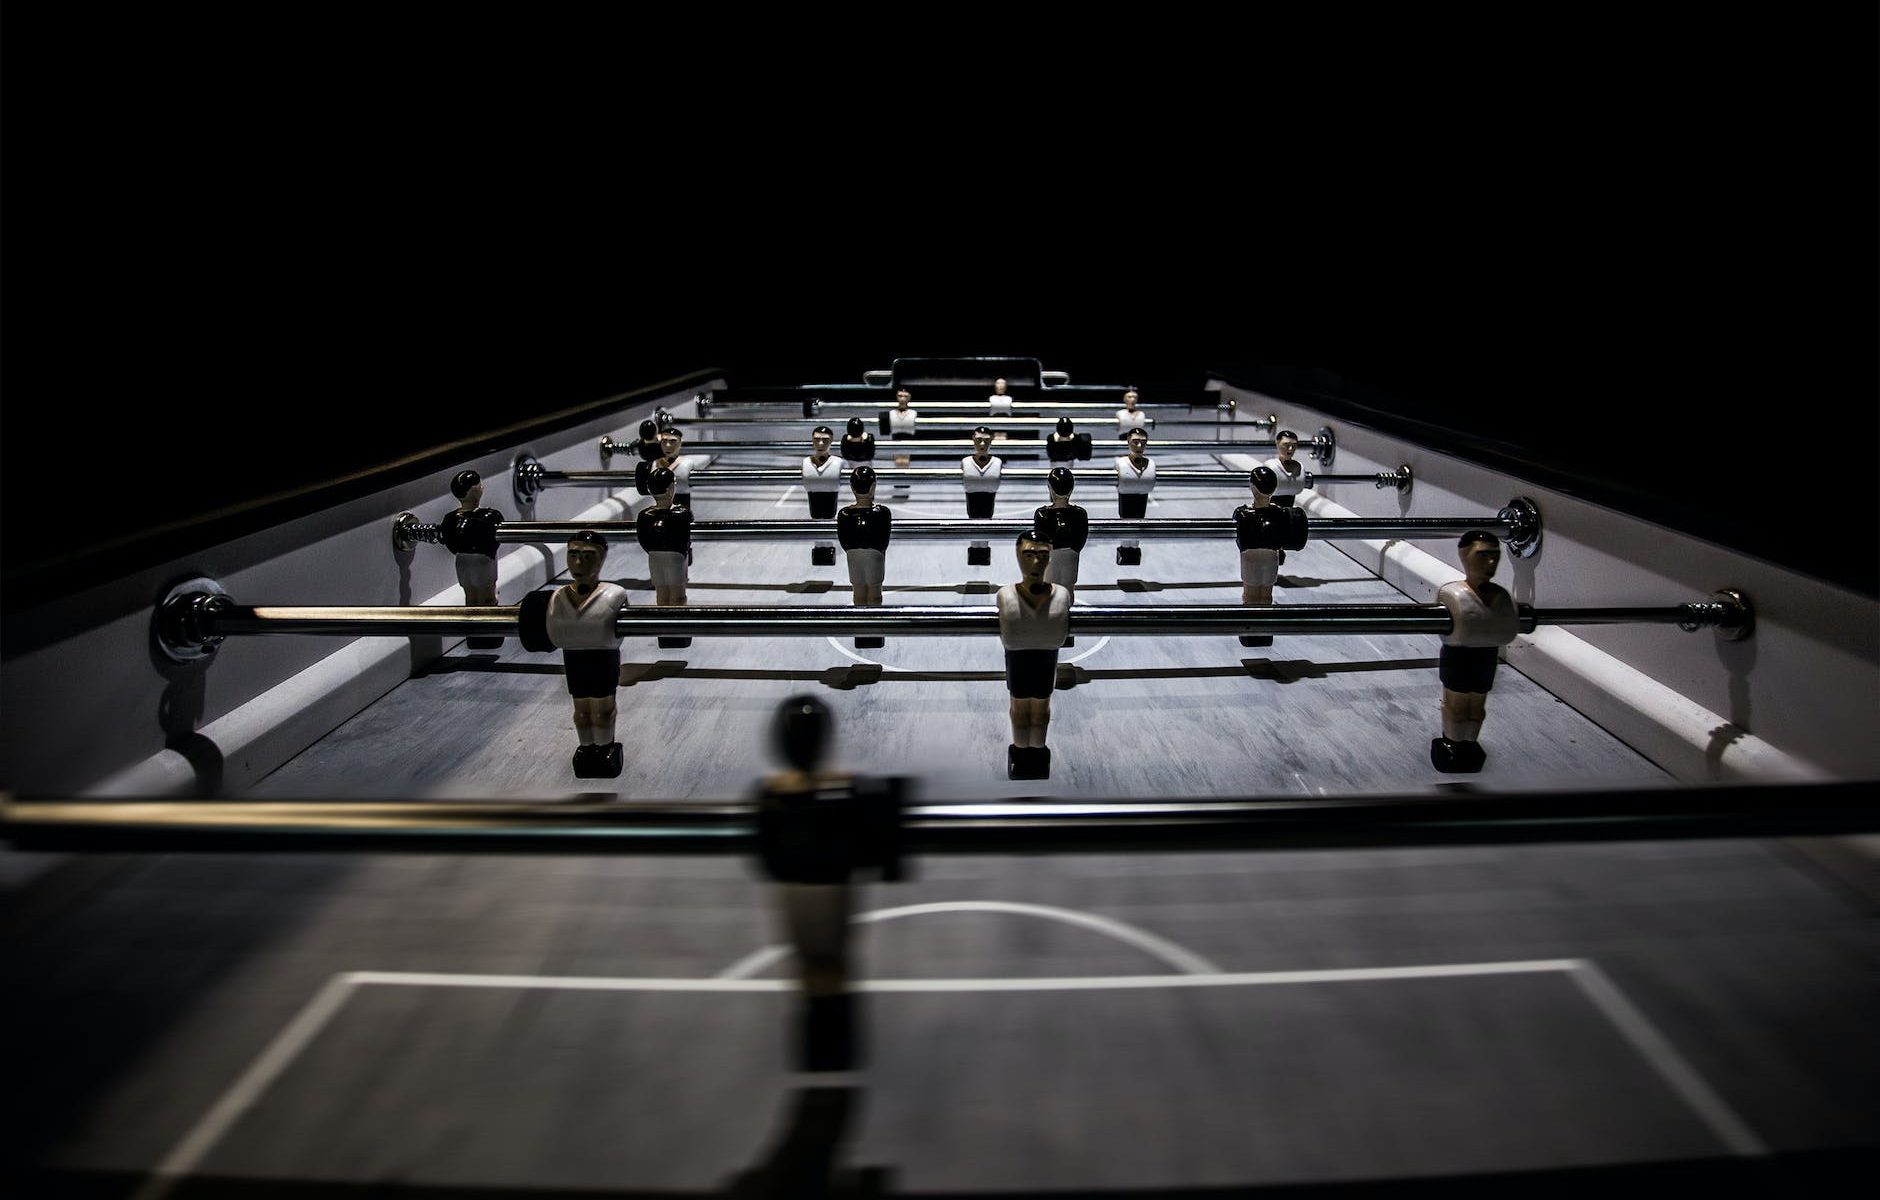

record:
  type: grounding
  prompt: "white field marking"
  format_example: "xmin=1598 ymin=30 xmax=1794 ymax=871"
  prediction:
xmin=716 ymin=899 xmax=1222 ymax=980
xmin=773 ymin=486 xmax=802 ymax=509
xmin=1565 ymin=960 xmax=1770 ymax=1156
xmin=823 ymin=635 xmax=1111 ymax=672
xmin=138 ymin=955 xmax=1760 ymax=1194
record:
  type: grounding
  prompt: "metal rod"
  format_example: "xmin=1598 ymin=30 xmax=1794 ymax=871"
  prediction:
xmin=484 ymin=516 xmax=1518 ymax=543
xmin=7 ymin=782 xmax=1871 ymax=855
xmin=524 ymin=465 xmax=1315 ymax=491
xmin=605 ymin=438 xmax=1288 ymax=456
xmin=714 ymin=399 xmax=1200 ymax=412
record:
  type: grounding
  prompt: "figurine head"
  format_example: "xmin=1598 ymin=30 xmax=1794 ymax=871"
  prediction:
xmin=993 ymin=377 xmax=1008 ymax=395
xmin=566 ymin=531 xmax=608 ymax=584
xmin=1123 ymin=388 xmax=1139 ymax=410
xmin=658 ymin=428 xmax=683 ymax=458
xmin=811 ymin=426 xmax=834 ymax=456
xmin=850 ymin=464 xmax=877 ymax=500
xmin=639 ymin=419 xmax=658 ymax=441
xmin=971 ymin=426 xmax=993 ymax=456
xmin=646 ymin=466 xmax=676 ymax=503
xmin=1275 ymin=430 xmax=1299 ymax=461
xmin=1126 ymin=429 xmax=1148 ymax=458
xmin=846 ymin=416 xmax=866 ymax=437
xmin=1016 ymin=531 xmax=1053 ymax=582
xmin=1249 ymin=465 xmax=1278 ymax=503
xmin=1457 ymin=531 xmax=1502 ymax=586
xmin=895 ymin=389 xmax=911 ymax=409
xmin=770 ymin=693 xmax=832 ymax=772
xmin=1048 ymin=467 xmax=1075 ymax=497
xmin=450 ymin=469 xmax=483 ymax=506
xmin=1056 ymin=417 xmax=1074 ymax=437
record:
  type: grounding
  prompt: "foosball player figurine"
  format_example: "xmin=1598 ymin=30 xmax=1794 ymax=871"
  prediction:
xmin=1115 ymin=387 xmax=1147 ymax=438
xmin=441 ymin=469 xmax=506 ymax=649
xmin=1034 ymin=466 xmax=1088 ymax=646
xmin=887 ymin=388 xmax=917 ymax=469
xmin=655 ymin=427 xmax=693 ymax=511
xmin=988 ymin=376 xmax=1013 ymax=415
xmin=525 ymin=531 xmax=630 ymax=779
xmin=1115 ymin=426 xmax=1155 ymax=565
xmin=635 ymin=465 xmax=693 ymax=650
xmin=840 ymin=415 xmax=876 ymax=463
xmin=1432 ymin=530 xmax=1519 ymax=774
xmin=1047 ymin=416 xmax=1090 ymax=462
xmin=1234 ymin=465 xmax=1307 ymax=647
xmin=804 ymin=425 xmax=844 ymax=565
xmin=837 ymin=466 xmax=891 ymax=650
xmin=634 ymin=418 xmax=663 ymax=463
xmin=1265 ymin=429 xmax=1305 ymax=507
xmin=755 ymin=695 xmax=905 ymax=1071
xmin=962 ymin=426 xmax=1004 ymax=564
xmin=999 ymin=532 xmax=1072 ymax=780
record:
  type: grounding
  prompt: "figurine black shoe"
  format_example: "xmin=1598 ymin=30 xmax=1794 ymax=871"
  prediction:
xmin=1062 ymin=635 xmax=1076 ymax=647
xmin=799 ymin=993 xmax=857 ymax=1072
xmin=1010 ymin=746 xmax=1050 ymax=780
xmin=1007 ymin=743 xmax=1022 ymax=779
xmin=855 ymin=636 xmax=885 ymax=650
xmin=811 ymin=545 xmax=836 ymax=566
xmin=597 ymin=742 xmax=624 ymax=778
xmin=1032 ymin=745 xmax=1052 ymax=779
xmin=657 ymin=636 xmax=692 ymax=649
xmin=1430 ymin=737 xmax=1485 ymax=773
xmin=466 ymin=635 xmax=504 ymax=650
xmin=1116 ymin=546 xmax=1142 ymax=566
xmin=572 ymin=744 xmax=601 ymax=777
xmin=967 ymin=544 xmax=991 ymax=566
xmin=1239 ymin=634 xmax=1274 ymax=648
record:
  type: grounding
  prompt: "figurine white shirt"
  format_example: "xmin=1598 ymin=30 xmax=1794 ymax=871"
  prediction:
xmin=1114 ymin=456 xmax=1156 ymax=494
xmin=988 ymin=392 xmax=1014 ymax=415
xmin=1264 ymin=457 xmax=1305 ymax=500
xmin=1437 ymin=581 xmax=1518 ymax=647
xmin=801 ymin=455 xmax=845 ymax=492
xmin=996 ymin=582 xmax=1072 ymax=649
xmin=960 ymin=455 xmax=1003 ymax=492
xmin=888 ymin=409 xmax=918 ymax=435
xmin=547 ymin=581 xmax=629 ymax=649
xmin=1115 ymin=408 xmax=1147 ymax=435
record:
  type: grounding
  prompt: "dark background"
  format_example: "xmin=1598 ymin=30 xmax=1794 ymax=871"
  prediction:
xmin=5 ymin=15 xmax=1874 ymax=603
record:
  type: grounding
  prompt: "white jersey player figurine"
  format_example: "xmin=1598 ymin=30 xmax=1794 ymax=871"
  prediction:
xmin=1264 ymin=429 xmax=1306 ymax=507
xmin=1432 ymin=531 xmax=1520 ymax=773
xmin=547 ymin=531 xmax=630 ymax=778
xmin=1114 ymin=426 xmax=1155 ymax=564
xmin=1115 ymin=387 xmax=1149 ymax=437
xmin=889 ymin=388 xmax=917 ymax=469
xmin=997 ymin=531 xmax=1072 ymax=780
xmin=988 ymin=376 xmax=1014 ymax=415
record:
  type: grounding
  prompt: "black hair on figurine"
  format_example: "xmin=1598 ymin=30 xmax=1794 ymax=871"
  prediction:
xmin=1457 ymin=530 xmax=1501 ymax=550
xmin=646 ymin=466 xmax=676 ymax=495
xmin=1126 ymin=427 xmax=1148 ymax=441
xmin=1250 ymin=465 xmax=1279 ymax=496
xmin=846 ymin=416 xmax=865 ymax=436
xmin=1056 ymin=417 xmax=1074 ymax=436
xmin=639 ymin=419 xmax=658 ymax=439
xmin=1016 ymin=530 xmax=1051 ymax=550
xmin=972 ymin=425 xmax=993 ymax=439
xmin=851 ymin=465 xmax=877 ymax=493
xmin=1275 ymin=429 xmax=1298 ymax=443
xmin=450 ymin=469 xmax=481 ymax=499
xmin=770 ymin=694 xmax=832 ymax=771
xmin=663 ymin=426 xmax=684 ymax=440
xmin=568 ymin=529 xmax=607 ymax=551
xmin=812 ymin=425 xmax=834 ymax=439
xmin=1048 ymin=467 xmax=1075 ymax=495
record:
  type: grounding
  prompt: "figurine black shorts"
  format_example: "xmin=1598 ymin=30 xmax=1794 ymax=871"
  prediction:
xmin=1438 ymin=645 xmax=1500 ymax=693
xmin=1004 ymin=649 xmax=1060 ymax=698
xmin=563 ymin=648 xmax=622 ymax=697
xmin=1117 ymin=493 xmax=1149 ymax=519
xmin=808 ymin=491 xmax=839 ymax=519
xmin=966 ymin=492 xmax=996 ymax=519
xmin=891 ymin=432 xmax=914 ymax=441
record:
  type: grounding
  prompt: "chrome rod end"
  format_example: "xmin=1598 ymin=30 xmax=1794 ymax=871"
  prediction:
xmin=511 ymin=454 xmax=545 ymax=508
xmin=1500 ymin=497 xmax=1543 ymax=559
xmin=1313 ymin=426 xmax=1336 ymax=467
xmin=598 ymin=435 xmax=621 ymax=462
xmin=1685 ymin=589 xmax=1754 ymax=640
xmin=155 ymin=578 xmax=232 ymax=664
xmin=1383 ymin=464 xmax=1414 ymax=493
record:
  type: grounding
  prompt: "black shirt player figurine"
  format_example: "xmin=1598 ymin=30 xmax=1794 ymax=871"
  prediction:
xmin=1233 ymin=466 xmax=1307 ymax=648
xmin=840 ymin=416 xmax=876 ymax=463
xmin=1046 ymin=416 xmax=1086 ymax=463
xmin=545 ymin=531 xmax=630 ymax=778
xmin=655 ymin=427 xmax=693 ymax=511
xmin=634 ymin=465 xmax=693 ymax=650
xmin=998 ymin=531 xmax=1072 ymax=780
xmin=440 ymin=469 xmax=506 ymax=649
xmin=1432 ymin=531 xmax=1519 ymax=773
xmin=836 ymin=465 xmax=891 ymax=651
